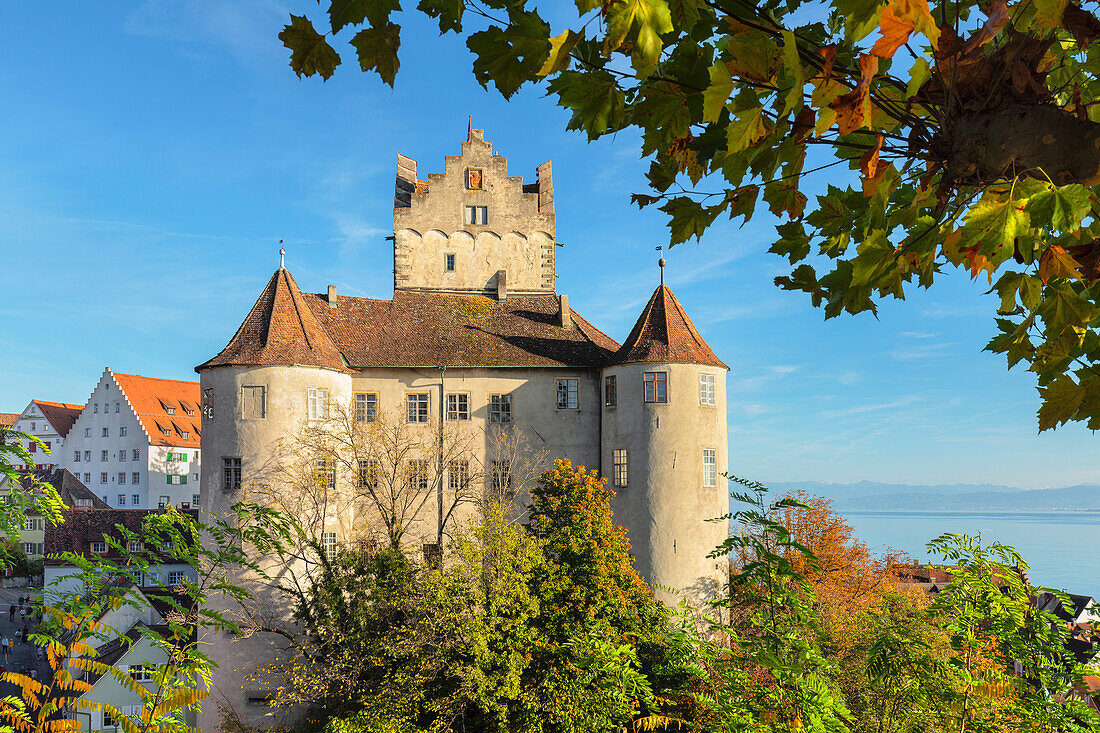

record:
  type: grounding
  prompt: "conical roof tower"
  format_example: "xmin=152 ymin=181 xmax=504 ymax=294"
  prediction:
xmin=610 ymin=285 xmax=728 ymax=370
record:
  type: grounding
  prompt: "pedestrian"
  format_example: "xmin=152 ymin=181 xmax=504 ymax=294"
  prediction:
xmin=6 ymin=638 xmax=12 ymax=657
xmin=0 ymin=637 xmax=7 ymax=659
xmin=19 ymin=607 xmax=26 ymax=621
xmin=21 ymin=626 xmax=28 ymax=645
xmin=14 ymin=630 xmax=21 ymax=645
xmin=7 ymin=603 xmax=13 ymax=623
xmin=29 ymin=667 xmax=36 ymax=682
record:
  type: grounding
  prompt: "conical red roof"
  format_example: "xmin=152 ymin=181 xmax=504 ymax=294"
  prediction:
xmin=610 ymin=285 xmax=728 ymax=369
xmin=197 ymin=268 xmax=350 ymax=373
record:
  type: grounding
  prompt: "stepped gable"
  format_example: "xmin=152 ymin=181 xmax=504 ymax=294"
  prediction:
xmin=610 ymin=285 xmax=728 ymax=369
xmin=197 ymin=267 xmax=351 ymax=374
xmin=113 ymin=372 xmax=202 ymax=448
xmin=305 ymin=290 xmax=620 ymax=368
xmin=34 ymin=400 xmax=84 ymax=438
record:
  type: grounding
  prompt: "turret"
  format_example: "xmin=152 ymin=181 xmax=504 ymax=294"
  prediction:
xmin=601 ymin=277 xmax=729 ymax=606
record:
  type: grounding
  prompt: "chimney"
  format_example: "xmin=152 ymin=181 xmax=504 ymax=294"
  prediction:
xmin=496 ymin=270 xmax=507 ymax=301
xmin=558 ymin=294 xmax=571 ymax=328
xmin=327 ymin=285 xmax=338 ymax=308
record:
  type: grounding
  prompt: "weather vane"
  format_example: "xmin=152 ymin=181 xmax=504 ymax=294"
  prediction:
xmin=656 ymin=245 xmax=665 ymax=285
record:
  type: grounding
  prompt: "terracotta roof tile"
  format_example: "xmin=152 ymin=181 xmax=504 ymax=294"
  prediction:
xmin=197 ymin=268 xmax=350 ymax=373
xmin=44 ymin=507 xmax=199 ymax=565
xmin=21 ymin=468 xmax=110 ymax=510
xmin=113 ymin=372 xmax=201 ymax=448
xmin=0 ymin=413 xmax=18 ymax=427
xmin=306 ymin=290 xmax=620 ymax=368
xmin=33 ymin=401 xmax=84 ymax=438
xmin=609 ymin=285 xmax=728 ymax=369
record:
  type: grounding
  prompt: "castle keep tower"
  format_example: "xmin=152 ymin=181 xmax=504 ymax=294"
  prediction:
xmin=601 ymin=280 xmax=730 ymax=605
xmin=393 ymin=127 xmax=556 ymax=295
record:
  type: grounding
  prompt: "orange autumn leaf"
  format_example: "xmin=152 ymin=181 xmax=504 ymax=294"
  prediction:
xmin=962 ymin=245 xmax=994 ymax=282
xmin=819 ymin=43 xmax=837 ymax=81
xmin=831 ymin=53 xmax=878 ymax=135
xmin=871 ymin=4 xmax=914 ymax=59
xmin=1038 ymin=243 xmax=1083 ymax=282
xmin=860 ymin=134 xmax=885 ymax=178
xmin=962 ymin=0 xmax=1009 ymax=54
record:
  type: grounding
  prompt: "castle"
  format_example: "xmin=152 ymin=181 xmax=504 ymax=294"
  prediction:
xmin=195 ymin=129 xmax=729 ymax=728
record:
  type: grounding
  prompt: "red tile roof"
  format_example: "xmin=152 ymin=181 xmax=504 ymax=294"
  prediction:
xmin=33 ymin=401 xmax=84 ymax=438
xmin=113 ymin=372 xmax=201 ymax=448
xmin=198 ymin=268 xmax=621 ymax=371
xmin=197 ymin=268 xmax=351 ymax=373
xmin=0 ymin=413 xmax=17 ymax=427
xmin=610 ymin=285 xmax=728 ymax=369
xmin=44 ymin=507 xmax=199 ymax=565
xmin=21 ymin=468 xmax=111 ymax=510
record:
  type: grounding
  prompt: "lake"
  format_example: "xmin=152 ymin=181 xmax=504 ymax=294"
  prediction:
xmin=843 ymin=511 xmax=1100 ymax=596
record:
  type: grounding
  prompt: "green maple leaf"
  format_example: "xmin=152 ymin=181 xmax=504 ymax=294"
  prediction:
xmin=702 ymin=62 xmax=733 ymax=123
xmin=328 ymin=0 xmax=399 ymax=33
xmin=763 ymin=180 xmax=807 ymax=219
xmin=1025 ymin=184 xmax=1094 ymax=233
xmin=726 ymin=105 xmax=769 ymax=154
xmin=1038 ymin=284 xmax=1098 ymax=332
xmin=660 ymin=197 xmax=721 ymax=244
xmin=549 ymin=70 xmax=626 ymax=140
xmin=666 ymin=0 xmax=704 ymax=30
xmin=417 ymin=0 xmax=465 ymax=33
xmin=604 ymin=0 xmax=674 ymax=77
xmin=280 ymin=15 xmax=342 ymax=80
xmin=725 ymin=184 xmax=759 ymax=224
xmin=768 ymin=221 xmax=810 ymax=263
xmin=958 ymin=191 xmax=1030 ymax=265
xmin=467 ymin=11 xmax=551 ymax=98
xmin=778 ymin=29 xmax=804 ymax=116
xmin=1037 ymin=375 xmax=1086 ymax=431
xmin=351 ymin=23 xmax=401 ymax=87
xmin=985 ymin=317 xmax=1035 ymax=368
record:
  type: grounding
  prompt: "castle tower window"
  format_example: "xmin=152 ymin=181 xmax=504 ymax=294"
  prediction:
xmin=354 ymin=392 xmax=378 ymax=423
xmin=556 ymin=379 xmax=579 ymax=409
xmin=465 ymin=168 xmax=483 ymax=190
xmin=465 ymin=205 xmax=488 ymax=225
xmin=223 ymin=457 xmax=242 ymax=492
xmin=444 ymin=253 xmax=456 ymax=272
xmin=699 ymin=373 xmax=716 ymax=406
xmin=132 ymin=449 xmax=140 ymax=461
xmin=702 ymin=449 xmax=717 ymax=487
xmin=489 ymin=394 xmax=512 ymax=423
xmin=613 ymin=449 xmax=628 ymax=487
xmin=643 ymin=372 xmax=668 ymax=403
xmin=447 ymin=394 xmax=469 ymax=421
xmin=407 ymin=393 xmax=430 ymax=423
xmin=307 ymin=388 xmax=329 ymax=420
xmin=604 ymin=376 xmax=617 ymax=407
xmin=119 ymin=472 xmax=126 ymax=485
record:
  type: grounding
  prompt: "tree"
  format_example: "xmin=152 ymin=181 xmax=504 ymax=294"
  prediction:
xmin=278 ymin=0 xmax=1100 ymax=429
xmin=0 ymin=428 xmax=64 ymax=539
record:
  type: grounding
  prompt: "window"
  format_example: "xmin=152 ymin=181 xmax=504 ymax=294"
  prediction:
xmin=158 ymin=496 xmax=170 ymax=508
xmin=465 ymin=205 xmax=488 ymax=225
xmin=465 ymin=168 xmax=483 ymax=189
xmin=307 ymin=388 xmax=329 ymax=420
xmin=166 ymin=406 xmax=175 ymax=415
xmin=703 ymin=449 xmax=717 ymax=487
xmin=128 ymin=664 xmax=153 ymax=682
xmin=75 ymin=498 xmax=92 ymax=508
xmin=406 ymin=393 xmax=430 ymax=423
xmin=353 ymin=392 xmax=377 ymax=423
xmin=604 ymin=375 xmax=617 ymax=407
xmin=118 ymin=494 xmax=126 ymax=505
xmin=321 ymin=532 xmax=338 ymax=559
xmin=166 ymin=474 xmax=188 ymax=485
xmin=84 ymin=450 xmax=91 ymax=462
xmin=120 ymin=426 xmax=127 ymax=436
xmin=448 ymin=459 xmax=469 ymax=494
xmin=94 ymin=404 xmax=98 ymax=414
xmin=132 ymin=449 xmax=140 ymax=461
xmin=168 ymin=570 xmax=185 ymax=585
xmin=73 ymin=451 xmax=80 ymax=462
xmin=119 ymin=450 xmax=127 ymax=461
xmin=489 ymin=394 xmax=512 ymax=423
xmin=556 ymin=379 xmax=579 ymax=409
xmin=314 ymin=458 xmax=336 ymax=490
xmin=91 ymin=541 xmax=107 ymax=553
xmin=103 ymin=710 xmax=118 ymax=728
xmin=30 ymin=422 xmax=35 ymax=431
xmin=357 ymin=459 xmax=378 ymax=490
xmin=115 ymin=403 xmax=120 ymax=413
xmin=242 ymin=385 xmax=266 ymax=419
xmin=129 ymin=540 xmax=143 ymax=552
xmin=27 ymin=442 xmax=36 ymax=454
xmin=446 ymin=393 xmax=469 ymax=421
xmin=22 ymin=518 xmax=34 ymax=531
xmin=132 ymin=472 xmax=140 ymax=485
xmin=490 ymin=460 xmax=512 ymax=495
xmin=100 ymin=473 xmax=108 ymax=484
xmin=185 ymin=407 xmax=194 ymax=416
xmin=132 ymin=494 xmax=140 ymax=506
xmin=102 ymin=427 xmax=109 ymax=437
xmin=444 ymin=253 xmax=456 ymax=272
xmin=613 ymin=448 xmax=628 ymax=487
xmin=119 ymin=473 xmax=126 ymax=485
xmin=405 ymin=459 xmax=430 ymax=492
xmin=83 ymin=473 xmax=91 ymax=483
xmin=102 ymin=450 xmax=109 ymax=461
xmin=643 ymin=372 xmax=668 ymax=403
xmin=223 ymin=457 xmax=242 ymax=492
xmin=699 ymin=373 xmax=716 ymax=406
xmin=22 ymin=543 xmax=35 ymax=555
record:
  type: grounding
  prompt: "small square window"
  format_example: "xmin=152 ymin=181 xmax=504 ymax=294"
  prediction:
xmin=405 ymin=459 xmax=430 ymax=492
xmin=357 ymin=459 xmax=378 ymax=490
xmin=354 ymin=393 xmax=378 ymax=423
xmin=556 ymin=379 xmax=579 ymax=409
xmin=73 ymin=451 xmax=80 ymax=462
xmin=242 ymin=385 xmax=266 ymax=419
xmin=91 ymin=541 xmax=107 ymax=553
xmin=118 ymin=472 xmax=126 ymax=485
xmin=118 ymin=494 xmax=126 ymax=505
xmin=465 ymin=205 xmax=488 ymax=225
xmin=489 ymin=394 xmax=512 ymax=424
xmin=446 ymin=394 xmax=469 ymax=421
xmin=168 ymin=570 xmax=185 ymax=585
xmin=100 ymin=473 xmax=108 ymax=484
xmin=223 ymin=457 xmax=242 ymax=492
xmin=643 ymin=372 xmax=668 ymax=403
xmin=406 ymin=393 xmax=430 ymax=423
xmin=444 ymin=253 xmax=456 ymax=272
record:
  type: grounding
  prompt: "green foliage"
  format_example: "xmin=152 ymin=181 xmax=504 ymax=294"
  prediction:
xmin=0 ymin=429 xmax=65 ymax=540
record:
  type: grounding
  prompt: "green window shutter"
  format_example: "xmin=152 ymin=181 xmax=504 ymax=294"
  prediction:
xmin=167 ymin=452 xmax=173 ymax=461
xmin=182 ymin=475 xmax=187 ymax=485
xmin=181 ymin=454 xmax=188 ymax=462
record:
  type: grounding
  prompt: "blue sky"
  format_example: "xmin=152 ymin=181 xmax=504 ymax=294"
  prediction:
xmin=1 ymin=1 xmax=1096 ymax=489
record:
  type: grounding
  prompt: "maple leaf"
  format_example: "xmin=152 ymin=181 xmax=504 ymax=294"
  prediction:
xmin=537 ymin=30 xmax=582 ymax=77
xmin=830 ymin=54 xmax=878 ymax=135
xmin=870 ymin=4 xmax=915 ymax=59
xmin=725 ymin=185 xmax=760 ymax=224
xmin=1037 ymin=244 xmax=1083 ymax=282
xmin=468 ymin=10 xmax=551 ymax=98
xmin=859 ymin=134 xmax=885 ymax=179
xmin=1025 ymin=184 xmax=1093 ymax=232
xmin=280 ymin=15 xmax=342 ymax=80
xmin=351 ymin=23 xmax=401 ymax=86
xmin=963 ymin=0 xmax=1009 ymax=53
xmin=1063 ymin=3 xmax=1100 ymax=48
xmin=1037 ymin=375 xmax=1086 ymax=431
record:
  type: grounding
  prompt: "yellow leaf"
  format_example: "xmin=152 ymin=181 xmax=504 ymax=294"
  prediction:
xmin=537 ymin=30 xmax=581 ymax=76
xmin=1038 ymin=244 xmax=1083 ymax=282
xmin=871 ymin=4 xmax=914 ymax=59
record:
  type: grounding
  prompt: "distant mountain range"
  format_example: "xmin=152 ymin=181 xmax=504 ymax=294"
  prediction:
xmin=763 ymin=480 xmax=1100 ymax=511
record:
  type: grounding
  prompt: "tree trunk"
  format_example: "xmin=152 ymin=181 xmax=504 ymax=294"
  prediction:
xmin=945 ymin=104 xmax=1100 ymax=186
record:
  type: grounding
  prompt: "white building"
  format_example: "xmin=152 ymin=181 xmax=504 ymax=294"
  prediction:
xmin=63 ymin=369 xmax=202 ymax=509
xmin=9 ymin=400 xmax=84 ymax=470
